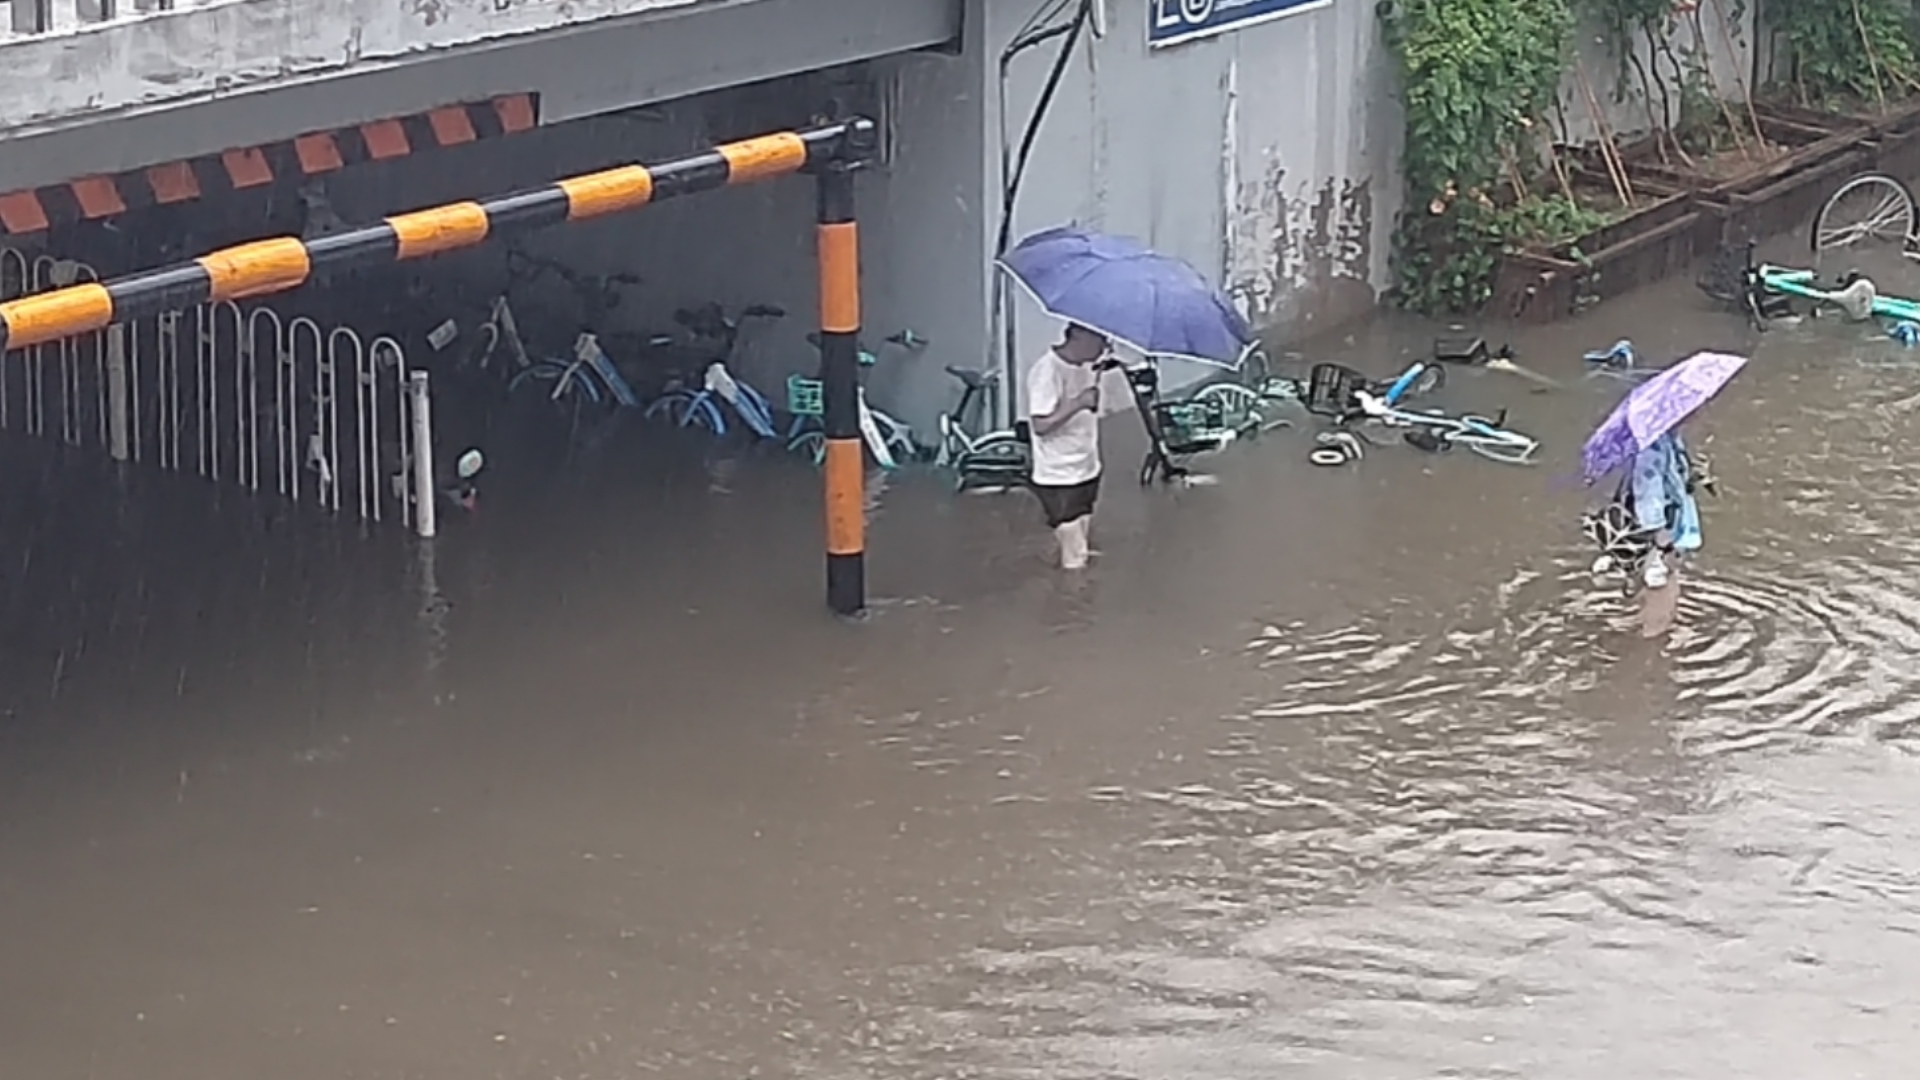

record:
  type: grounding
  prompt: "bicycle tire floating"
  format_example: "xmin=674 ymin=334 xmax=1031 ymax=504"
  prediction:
xmin=1310 ymin=431 xmax=1364 ymax=466
xmin=1811 ymin=173 xmax=1917 ymax=256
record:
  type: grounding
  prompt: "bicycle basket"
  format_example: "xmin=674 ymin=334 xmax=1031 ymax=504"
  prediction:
xmin=1152 ymin=398 xmax=1229 ymax=455
xmin=1304 ymin=363 xmax=1367 ymax=418
xmin=1433 ymin=336 xmax=1489 ymax=365
xmin=787 ymin=374 xmax=824 ymax=417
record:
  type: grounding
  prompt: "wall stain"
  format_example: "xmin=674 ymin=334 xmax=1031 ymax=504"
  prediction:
xmin=410 ymin=0 xmax=447 ymax=25
xmin=1228 ymin=156 xmax=1375 ymax=345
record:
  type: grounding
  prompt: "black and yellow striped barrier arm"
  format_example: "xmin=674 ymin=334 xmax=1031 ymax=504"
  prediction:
xmin=0 ymin=118 xmax=876 ymax=353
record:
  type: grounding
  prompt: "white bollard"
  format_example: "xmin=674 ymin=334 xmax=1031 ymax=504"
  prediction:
xmin=408 ymin=370 xmax=436 ymax=539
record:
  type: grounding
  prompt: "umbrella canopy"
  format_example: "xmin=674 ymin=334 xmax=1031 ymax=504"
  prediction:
xmin=1582 ymin=350 xmax=1747 ymax=483
xmin=997 ymin=225 xmax=1253 ymax=367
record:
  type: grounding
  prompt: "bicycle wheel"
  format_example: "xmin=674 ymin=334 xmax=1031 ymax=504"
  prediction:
xmin=678 ymin=394 xmax=728 ymax=435
xmin=877 ymin=419 xmax=919 ymax=462
xmin=1385 ymin=361 xmax=1446 ymax=402
xmin=789 ymin=430 xmax=826 ymax=462
xmin=1236 ymin=345 xmax=1274 ymax=385
xmin=506 ymin=362 xmax=556 ymax=396
xmin=550 ymin=363 xmax=605 ymax=406
xmin=1811 ymin=173 xmax=1917 ymax=255
xmin=959 ymin=434 xmax=1031 ymax=476
xmin=644 ymin=392 xmax=691 ymax=423
xmin=1192 ymin=382 xmax=1263 ymax=429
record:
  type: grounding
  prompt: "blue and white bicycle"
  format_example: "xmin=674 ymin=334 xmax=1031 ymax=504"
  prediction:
xmin=644 ymin=360 xmax=780 ymax=439
xmin=1347 ymin=383 xmax=1540 ymax=465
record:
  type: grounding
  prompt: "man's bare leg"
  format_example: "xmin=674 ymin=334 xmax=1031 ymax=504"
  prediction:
xmin=1639 ymin=574 xmax=1681 ymax=638
xmin=1056 ymin=519 xmax=1089 ymax=570
xmin=1059 ymin=515 xmax=1090 ymax=568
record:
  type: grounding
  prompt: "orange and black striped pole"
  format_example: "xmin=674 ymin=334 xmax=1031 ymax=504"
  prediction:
xmin=0 ymin=120 xmax=872 ymax=353
xmin=816 ymin=160 xmax=865 ymax=616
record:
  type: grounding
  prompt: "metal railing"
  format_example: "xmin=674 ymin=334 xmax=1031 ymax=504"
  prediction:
xmin=0 ymin=246 xmax=437 ymax=536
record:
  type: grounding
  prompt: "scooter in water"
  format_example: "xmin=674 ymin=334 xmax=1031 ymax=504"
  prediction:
xmin=934 ymin=364 xmax=1031 ymax=491
xmin=1095 ymin=358 xmax=1232 ymax=485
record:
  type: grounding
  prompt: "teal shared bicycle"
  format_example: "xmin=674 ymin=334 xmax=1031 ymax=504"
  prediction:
xmin=1699 ymin=239 xmax=1920 ymax=329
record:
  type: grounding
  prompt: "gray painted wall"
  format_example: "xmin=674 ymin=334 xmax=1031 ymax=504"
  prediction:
xmin=303 ymin=76 xmax=987 ymax=438
xmin=0 ymin=0 xmax=958 ymax=191
xmin=986 ymin=0 xmax=1398 ymax=404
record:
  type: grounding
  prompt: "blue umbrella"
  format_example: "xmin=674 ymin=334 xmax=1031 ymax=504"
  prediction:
xmin=997 ymin=225 xmax=1254 ymax=367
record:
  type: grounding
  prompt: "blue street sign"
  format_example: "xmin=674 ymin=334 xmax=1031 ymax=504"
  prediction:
xmin=1147 ymin=0 xmax=1329 ymax=47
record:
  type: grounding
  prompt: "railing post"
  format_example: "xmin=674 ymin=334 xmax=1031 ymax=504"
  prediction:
xmin=816 ymin=160 xmax=864 ymax=616
xmin=408 ymin=370 xmax=436 ymax=539
xmin=105 ymin=323 xmax=129 ymax=461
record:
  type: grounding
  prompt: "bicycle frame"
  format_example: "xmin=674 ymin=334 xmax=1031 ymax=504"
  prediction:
xmin=1756 ymin=263 xmax=1920 ymax=322
xmin=786 ymin=332 xmax=924 ymax=469
xmin=1353 ymin=390 xmax=1539 ymax=464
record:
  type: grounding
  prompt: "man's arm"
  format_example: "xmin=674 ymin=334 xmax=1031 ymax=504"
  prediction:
xmin=1029 ymin=365 xmax=1096 ymax=436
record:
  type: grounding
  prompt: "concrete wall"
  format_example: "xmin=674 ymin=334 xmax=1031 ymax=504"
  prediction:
xmin=0 ymin=0 xmax=958 ymax=192
xmin=302 ymin=65 xmax=990 ymax=438
xmin=988 ymin=0 xmax=1399 ymax=383
xmin=0 ymin=0 xmax=715 ymax=130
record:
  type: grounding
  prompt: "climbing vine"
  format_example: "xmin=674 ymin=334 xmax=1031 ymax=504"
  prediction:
xmin=1379 ymin=0 xmax=1577 ymax=313
xmin=1762 ymin=0 xmax=1917 ymax=108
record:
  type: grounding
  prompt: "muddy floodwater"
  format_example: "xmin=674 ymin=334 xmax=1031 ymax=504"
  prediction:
xmin=7 ymin=248 xmax=1920 ymax=1079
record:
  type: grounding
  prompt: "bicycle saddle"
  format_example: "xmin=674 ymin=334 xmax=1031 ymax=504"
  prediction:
xmin=1835 ymin=276 xmax=1878 ymax=321
xmin=945 ymin=365 xmax=987 ymax=389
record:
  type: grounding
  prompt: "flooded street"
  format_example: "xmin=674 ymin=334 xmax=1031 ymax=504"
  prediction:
xmin=8 ymin=254 xmax=1920 ymax=1078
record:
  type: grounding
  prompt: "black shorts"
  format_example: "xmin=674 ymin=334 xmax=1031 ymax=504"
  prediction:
xmin=1033 ymin=475 xmax=1100 ymax=528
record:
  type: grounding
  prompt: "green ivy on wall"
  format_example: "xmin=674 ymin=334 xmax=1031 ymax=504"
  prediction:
xmin=1378 ymin=0 xmax=1576 ymax=313
xmin=1764 ymin=0 xmax=1917 ymax=107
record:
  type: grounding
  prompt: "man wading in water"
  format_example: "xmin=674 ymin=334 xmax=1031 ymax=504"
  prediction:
xmin=1027 ymin=324 xmax=1110 ymax=570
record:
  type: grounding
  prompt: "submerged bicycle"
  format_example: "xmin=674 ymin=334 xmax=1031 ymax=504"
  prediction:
xmin=1180 ymin=353 xmax=1448 ymax=435
xmin=1347 ymin=387 xmax=1540 ymax=464
xmin=1700 ymin=239 xmax=1920 ymax=329
xmin=934 ymin=363 xmax=1031 ymax=491
xmin=1293 ymin=360 xmax=1536 ymax=465
xmin=1810 ymin=171 xmax=1920 ymax=261
xmin=784 ymin=330 xmax=922 ymax=469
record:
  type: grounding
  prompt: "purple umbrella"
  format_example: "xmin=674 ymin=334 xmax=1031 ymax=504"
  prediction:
xmin=997 ymin=225 xmax=1254 ymax=367
xmin=1581 ymin=350 xmax=1747 ymax=482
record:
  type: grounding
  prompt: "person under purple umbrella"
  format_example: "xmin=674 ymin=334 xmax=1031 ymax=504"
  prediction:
xmin=1581 ymin=350 xmax=1742 ymax=638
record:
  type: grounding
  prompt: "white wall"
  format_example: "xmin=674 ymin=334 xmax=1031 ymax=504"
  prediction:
xmin=0 ymin=0 xmax=709 ymax=129
xmin=0 ymin=0 xmax=957 ymax=193
xmin=988 ymin=0 xmax=1400 ymax=380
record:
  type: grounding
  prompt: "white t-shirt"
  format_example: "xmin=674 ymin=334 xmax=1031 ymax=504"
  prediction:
xmin=1026 ymin=349 xmax=1101 ymax=486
